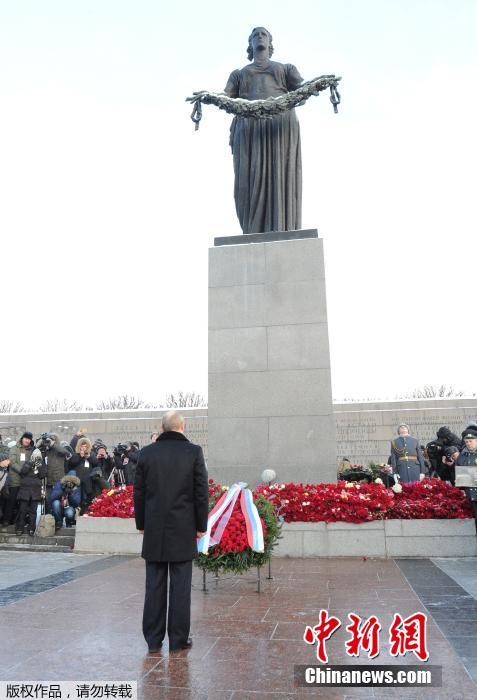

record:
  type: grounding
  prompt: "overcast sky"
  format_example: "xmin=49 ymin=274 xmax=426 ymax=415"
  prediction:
xmin=1 ymin=0 xmax=476 ymax=408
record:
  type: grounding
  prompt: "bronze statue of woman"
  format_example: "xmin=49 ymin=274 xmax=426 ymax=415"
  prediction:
xmin=224 ymin=27 xmax=303 ymax=234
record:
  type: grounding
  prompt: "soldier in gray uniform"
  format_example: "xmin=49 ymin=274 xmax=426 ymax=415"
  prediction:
xmin=390 ymin=424 xmax=426 ymax=483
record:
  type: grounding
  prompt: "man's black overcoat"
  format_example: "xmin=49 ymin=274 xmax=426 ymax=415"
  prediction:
xmin=133 ymin=432 xmax=209 ymax=562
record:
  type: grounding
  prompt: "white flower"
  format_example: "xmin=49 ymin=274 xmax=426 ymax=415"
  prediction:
xmin=374 ymin=478 xmax=383 ymax=485
xmin=345 ymin=482 xmax=355 ymax=489
xmin=302 ymin=501 xmax=310 ymax=506
xmin=392 ymin=484 xmax=403 ymax=494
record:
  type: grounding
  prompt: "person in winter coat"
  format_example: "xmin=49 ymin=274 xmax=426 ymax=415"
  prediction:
xmin=134 ymin=410 xmax=209 ymax=653
xmin=1 ymin=432 xmax=35 ymax=529
xmin=456 ymin=429 xmax=477 ymax=467
xmin=16 ymin=448 xmax=47 ymax=535
xmin=36 ymin=433 xmax=69 ymax=511
xmin=50 ymin=470 xmax=81 ymax=529
xmin=0 ymin=446 xmax=11 ymax=524
xmin=113 ymin=442 xmax=139 ymax=486
xmin=69 ymin=437 xmax=97 ymax=513
xmin=439 ymin=446 xmax=459 ymax=484
xmin=94 ymin=445 xmax=114 ymax=479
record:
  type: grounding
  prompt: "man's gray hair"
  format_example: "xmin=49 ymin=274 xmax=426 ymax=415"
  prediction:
xmin=397 ymin=423 xmax=410 ymax=435
xmin=162 ymin=410 xmax=185 ymax=432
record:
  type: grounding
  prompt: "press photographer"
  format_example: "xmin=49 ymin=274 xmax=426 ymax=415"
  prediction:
xmin=36 ymin=432 xmax=70 ymax=512
xmin=1 ymin=432 xmax=35 ymax=529
xmin=439 ymin=446 xmax=459 ymax=484
xmin=16 ymin=447 xmax=47 ymax=536
xmin=113 ymin=441 xmax=139 ymax=486
xmin=69 ymin=437 xmax=97 ymax=513
xmin=50 ymin=470 xmax=81 ymax=530
xmin=94 ymin=444 xmax=115 ymax=480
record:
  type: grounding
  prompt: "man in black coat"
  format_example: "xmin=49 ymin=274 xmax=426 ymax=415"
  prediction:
xmin=134 ymin=410 xmax=209 ymax=653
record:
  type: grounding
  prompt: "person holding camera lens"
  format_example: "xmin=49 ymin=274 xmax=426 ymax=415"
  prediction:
xmin=50 ymin=470 xmax=81 ymax=530
xmin=69 ymin=437 xmax=97 ymax=513
xmin=94 ymin=444 xmax=114 ymax=480
xmin=439 ymin=446 xmax=459 ymax=484
xmin=36 ymin=433 xmax=70 ymax=513
xmin=16 ymin=447 xmax=47 ymax=536
xmin=1 ymin=432 xmax=35 ymax=530
xmin=113 ymin=442 xmax=139 ymax=486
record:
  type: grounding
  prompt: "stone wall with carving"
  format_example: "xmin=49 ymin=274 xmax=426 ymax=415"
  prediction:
xmin=0 ymin=409 xmax=209 ymax=458
xmin=1 ymin=398 xmax=476 ymax=469
xmin=334 ymin=398 xmax=477 ymax=464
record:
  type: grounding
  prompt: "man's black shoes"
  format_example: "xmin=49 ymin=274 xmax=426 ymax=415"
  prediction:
xmin=147 ymin=643 xmax=163 ymax=653
xmin=170 ymin=638 xmax=192 ymax=652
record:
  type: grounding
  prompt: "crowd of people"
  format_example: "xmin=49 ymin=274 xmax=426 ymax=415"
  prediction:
xmin=0 ymin=430 xmax=159 ymax=535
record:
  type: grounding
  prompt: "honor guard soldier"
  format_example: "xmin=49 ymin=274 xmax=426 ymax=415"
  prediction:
xmin=390 ymin=423 xmax=426 ymax=483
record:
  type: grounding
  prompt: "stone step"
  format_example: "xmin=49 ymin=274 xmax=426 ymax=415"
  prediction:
xmin=0 ymin=533 xmax=75 ymax=545
xmin=0 ymin=543 xmax=73 ymax=553
xmin=0 ymin=526 xmax=75 ymax=549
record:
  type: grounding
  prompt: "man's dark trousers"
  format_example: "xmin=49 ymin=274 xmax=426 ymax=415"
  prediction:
xmin=143 ymin=560 xmax=192 ymax=650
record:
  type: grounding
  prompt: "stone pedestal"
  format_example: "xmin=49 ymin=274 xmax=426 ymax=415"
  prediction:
xmin=208 ymin=229 xmax=336 ymax=486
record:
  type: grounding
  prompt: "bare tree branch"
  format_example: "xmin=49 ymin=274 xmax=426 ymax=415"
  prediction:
xmin=165 ymin=392 xmax=207 ymax=408
xmin=95 ymin=395 xmax=161 ymax=410
xmin=38 ymin=398 xmax=84 ymax=412
xmin=0 ymin=399 xmax=25 ymax=414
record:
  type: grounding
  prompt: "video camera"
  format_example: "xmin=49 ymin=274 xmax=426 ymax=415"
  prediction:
xmin=113 ymin=442 xmax=130 ymax=458
xmin=36 ymin=433 xmax=55 ymax=452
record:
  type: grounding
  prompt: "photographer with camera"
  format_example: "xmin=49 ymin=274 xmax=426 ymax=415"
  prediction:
xmin=1 ymin=432 xmax=35 ymax=530
xmin=113 ymin=441 xmax=139 ymax=486
xmin=68 ymin=437 xmax=97 ymax=513
xmin=50 ymin=470 xmax=81 ymax=530
xmin=36 ymin=433 xmax=70 ymax=513
xmin=94 ymin=443 xmax=114 ymax=478
xmin=439 ymin=446 xmax=459 ymax=484
xmin=16 ymin=447 xmax=47 ymax=536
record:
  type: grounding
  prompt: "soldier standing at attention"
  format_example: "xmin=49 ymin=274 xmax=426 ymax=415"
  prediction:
xmin=390 ymin=423 xmax=426 ymax=483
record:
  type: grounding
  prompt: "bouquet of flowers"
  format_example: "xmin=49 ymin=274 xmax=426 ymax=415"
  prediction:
xmin=85 ymin=485 xmax=135 ymax=519
xmin=338 ymin=462 xmax=373 ymax=483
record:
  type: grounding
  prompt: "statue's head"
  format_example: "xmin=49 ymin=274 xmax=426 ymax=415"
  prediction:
xmin=247 ymin=27 xmax=274 ymax=61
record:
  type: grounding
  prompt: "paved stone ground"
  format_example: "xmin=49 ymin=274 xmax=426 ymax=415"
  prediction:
xmin=1 ymin=554 xmax=477 ymax=699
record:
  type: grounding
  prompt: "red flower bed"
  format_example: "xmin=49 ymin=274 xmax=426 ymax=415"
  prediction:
xmin=387 ymin=479 xmax=473 ymax=519
xmin=84 ymin=478 xmax=473 ymax=523
xmin=255 ymin=479 xmax=473 ymax=523
xmin=255 ymin=481 xmax=395 ymax=523
xmin=85 ymin=485 xmax=135 ymax=518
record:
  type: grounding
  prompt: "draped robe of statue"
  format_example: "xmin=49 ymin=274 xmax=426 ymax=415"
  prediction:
xmin=225 ymin=61 xmax=303 ymax=234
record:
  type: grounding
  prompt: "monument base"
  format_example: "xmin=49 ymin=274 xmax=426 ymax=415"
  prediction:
xmin=208 ymin=229 xmax=336 ymax=486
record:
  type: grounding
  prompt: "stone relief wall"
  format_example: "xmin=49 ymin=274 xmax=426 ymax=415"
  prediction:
xmin=334 ymin=400 xmax=477 ymax=464
xmin=1 ymin=399 xmax=476 ymax=468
